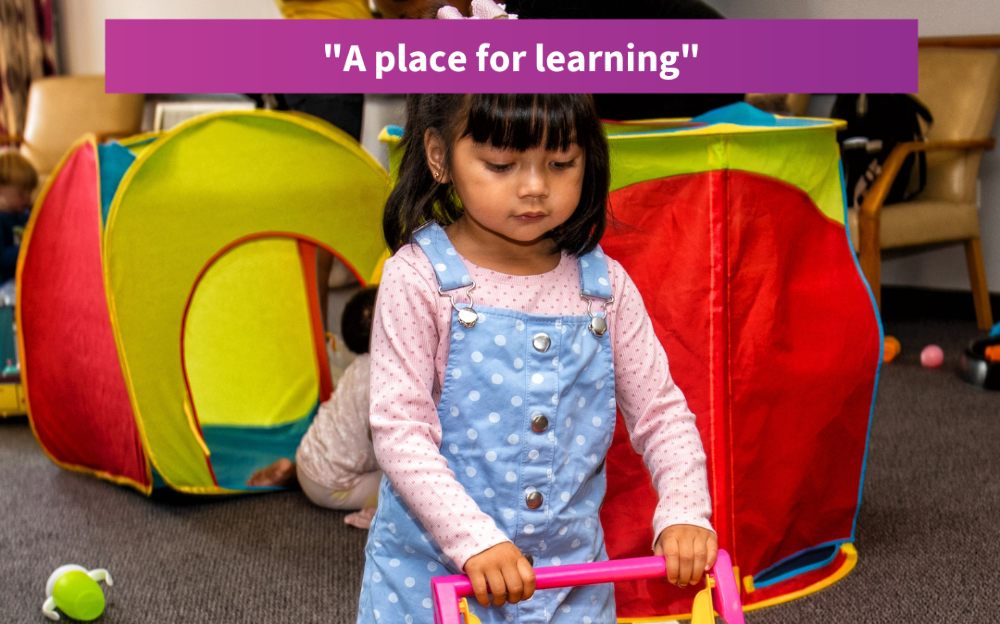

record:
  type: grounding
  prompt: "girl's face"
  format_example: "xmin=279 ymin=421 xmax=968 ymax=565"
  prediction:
xmin=436 ymin=134 xmax=585 ymax=246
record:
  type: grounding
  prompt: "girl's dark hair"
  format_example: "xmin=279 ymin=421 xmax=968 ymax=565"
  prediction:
xmin=383 ymin=94 xmax=610 ymax=256
xmin=341 ymin=286 xmax=378 ymax=354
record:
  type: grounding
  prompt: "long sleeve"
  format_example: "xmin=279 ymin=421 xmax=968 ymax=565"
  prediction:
xmin=369 ymin=253 xmax=511 ymax=571
xmin=606 ymin=261 xmax=714 ymax=544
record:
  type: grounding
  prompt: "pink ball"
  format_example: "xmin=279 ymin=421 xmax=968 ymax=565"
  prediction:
xmin=921 ymin=344 xmax=944 ymax=368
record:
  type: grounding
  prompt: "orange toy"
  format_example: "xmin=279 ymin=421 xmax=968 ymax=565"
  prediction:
xmin=985 ymin=345 xmax=1000 ymax=363
xmin=884 ymin=336 xmax=901 ymax=363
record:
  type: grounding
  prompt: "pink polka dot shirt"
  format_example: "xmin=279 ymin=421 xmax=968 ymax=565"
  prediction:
xmin=370 ymin=242 xmax=714 ymax=572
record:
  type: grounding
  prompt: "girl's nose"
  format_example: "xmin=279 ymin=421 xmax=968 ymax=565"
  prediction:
xmin=518 ymin=165 xmax=549 ymax=200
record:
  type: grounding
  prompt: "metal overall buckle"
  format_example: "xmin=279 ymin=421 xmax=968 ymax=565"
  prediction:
xmin=581 ymin=292 xmax=614 ymax=337
xmin=441 ymin=282 xmax=479 ymax=328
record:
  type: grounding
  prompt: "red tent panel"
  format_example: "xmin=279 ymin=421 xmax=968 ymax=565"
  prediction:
xmin=19 ymin=142 xmax=149 ymax=489
xmin=601 ymin=170 xmax=879 ymax=617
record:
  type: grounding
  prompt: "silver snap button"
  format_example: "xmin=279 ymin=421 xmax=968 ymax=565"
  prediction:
xmin=589 ymin=316 xmax=607 ymax=337
xmin=532 ymin=333 xmax=551 ymax=352
xmin=457 ymin=308 xmax=478 ymax=328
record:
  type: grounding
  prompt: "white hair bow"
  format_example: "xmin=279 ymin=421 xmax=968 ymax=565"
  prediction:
xmin=438 ymin=0 xmax=517 ymax=19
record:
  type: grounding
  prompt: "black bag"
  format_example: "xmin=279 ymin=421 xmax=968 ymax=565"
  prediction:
xmin=831 ymin=94 xmax=933 ymax=208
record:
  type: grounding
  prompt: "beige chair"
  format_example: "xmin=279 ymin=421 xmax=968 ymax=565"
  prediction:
xmin=0 ymin=75 xmax=144 ymax=183
xmin=848 ymin=48 xmax=999 ymax=330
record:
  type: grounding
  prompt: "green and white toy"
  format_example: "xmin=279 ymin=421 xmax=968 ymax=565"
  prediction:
xmin=42 ymin=565 xmax=113 ymax=621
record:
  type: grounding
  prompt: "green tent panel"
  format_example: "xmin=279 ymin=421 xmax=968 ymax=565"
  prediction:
xmin=20 ymin=111 xmax=391 ymax=494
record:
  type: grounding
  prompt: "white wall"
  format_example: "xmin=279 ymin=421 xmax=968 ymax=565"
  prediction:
xmin=704 ymin=0 xmax=1000 ymax=293
xmin=704 ymin=0 xmax=1000 ymax=36
xmin=56 ymin=0 xmax=281 ymax=75
xmin=59 ymin=0 xmax=1000 ymax=292
xmin=54 ymin=0 xmax=404 ymax=168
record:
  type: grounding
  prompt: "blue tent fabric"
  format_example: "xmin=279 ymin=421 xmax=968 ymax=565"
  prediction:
xmin=692 ymin=102 xmax=827 ymax=128
xmin=199 ymin=403 xmax=318 ymax=490
xmin=97 ymin=142 xmax=137 ymax=225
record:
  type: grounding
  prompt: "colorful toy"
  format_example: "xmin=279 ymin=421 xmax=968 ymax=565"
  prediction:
xmin=921 ymin=344 xmax=945 ymax=368
xmin=598 ymin=104 xmax=879 ymax=619
xmin=986 ymin=345 xmax=1000 ymax=363
xmin=42 ymin=565 xmax=113 ymax=621
xmin=883 ymin=336 xmax=901 ymax=363
xmin=17 ymin=111 xmax=390 ymax=494
xmin=959 ymin=336 xmax=1000 ymax=390
xmin=432 ymin=551 xmax=744 ymax=624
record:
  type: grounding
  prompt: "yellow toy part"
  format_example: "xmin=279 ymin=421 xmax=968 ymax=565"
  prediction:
xmin=458 ymin=598 xmax=482 ymax=624
xmin=690 ymin=576 xmax=715 ymax=624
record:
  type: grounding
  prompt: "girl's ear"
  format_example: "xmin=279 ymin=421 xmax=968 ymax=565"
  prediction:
xmin=423 ymin=128 xmax=449 ymax=183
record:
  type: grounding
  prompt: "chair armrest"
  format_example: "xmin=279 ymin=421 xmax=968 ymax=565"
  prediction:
xmin=859 ymin=138 xmax=996 ymax=219
xmin=0 ymin=134 xmax=24 ymax=145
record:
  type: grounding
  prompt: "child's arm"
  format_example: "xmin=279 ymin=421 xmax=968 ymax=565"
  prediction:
xmin=606 ymin=260 xmax=717 ymax=587
xmin=369 ymin=253 xmax=514 ymax=572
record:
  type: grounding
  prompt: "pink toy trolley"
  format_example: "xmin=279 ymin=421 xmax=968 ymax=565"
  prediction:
xmin=432 ymin=549 xmax=744 ymax=624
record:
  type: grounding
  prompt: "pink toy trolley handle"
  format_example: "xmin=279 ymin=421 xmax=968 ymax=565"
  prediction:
xmin=431 ymin=549 xmax=745 ymax=624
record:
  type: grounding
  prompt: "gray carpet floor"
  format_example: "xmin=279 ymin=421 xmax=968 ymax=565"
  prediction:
xmin=2 ymin=317 xmax=998 ymax=623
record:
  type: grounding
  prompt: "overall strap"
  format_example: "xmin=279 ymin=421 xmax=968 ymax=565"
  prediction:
xmin=411 ymin=222 xmax=472 ymax=292
xmin=578 ymin=245 xmax=613 ymax=300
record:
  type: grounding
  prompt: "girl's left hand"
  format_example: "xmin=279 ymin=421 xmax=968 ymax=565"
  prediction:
xmin=653 ymin=525 xmax=718 ymax=589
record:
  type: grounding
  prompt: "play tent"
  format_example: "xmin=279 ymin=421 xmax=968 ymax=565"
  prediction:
xmin=18 ymin=110 xmax=391 ymax=494
xmin=382 ymin=103 xmax=882 ymax=619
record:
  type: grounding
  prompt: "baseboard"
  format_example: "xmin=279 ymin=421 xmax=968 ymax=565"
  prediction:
xmin=880 ymin=286 xmax=1000 ymax=323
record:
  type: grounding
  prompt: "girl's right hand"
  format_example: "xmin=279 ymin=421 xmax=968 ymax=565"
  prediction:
xmin=464 ymin=542 xmax=536 ymax=607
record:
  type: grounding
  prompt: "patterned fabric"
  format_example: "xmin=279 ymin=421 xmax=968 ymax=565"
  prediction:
xmin=358 ymin=223 xmax=618 ymax=624
xmin=367 ymin=234 xmax=714 ymax=568
xmin=0 ymin=0 xmax=55 ymax=136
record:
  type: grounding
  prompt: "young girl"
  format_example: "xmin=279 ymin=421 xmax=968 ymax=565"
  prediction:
xmin=358 ymin=94 xmax=716 ymax=624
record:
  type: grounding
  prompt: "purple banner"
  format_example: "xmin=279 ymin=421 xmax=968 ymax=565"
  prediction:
xmin=106 ymin=19 xmax=917 ymax=94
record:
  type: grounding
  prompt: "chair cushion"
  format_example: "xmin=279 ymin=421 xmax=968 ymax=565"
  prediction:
xmin=21 ymin=76 xmax=144 ymax=176
xmin=847 ymin=200 xmax=981 ymax=251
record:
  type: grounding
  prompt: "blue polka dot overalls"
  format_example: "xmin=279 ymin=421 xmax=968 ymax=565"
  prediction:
xmin=356 ymin=223 xmax=618 ymax=624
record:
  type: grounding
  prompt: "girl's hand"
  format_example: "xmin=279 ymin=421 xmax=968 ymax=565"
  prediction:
xmin=654 ymin=525 xmax=718 ymax=589
xmin=464 ymin=542 xmax=536 ymax=607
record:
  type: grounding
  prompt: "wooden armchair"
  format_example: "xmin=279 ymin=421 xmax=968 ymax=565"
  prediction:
xmin=0 ymin=75 xmax=144 ymax=185
xmin=848 ymin=48 xmax=1000 ymax=330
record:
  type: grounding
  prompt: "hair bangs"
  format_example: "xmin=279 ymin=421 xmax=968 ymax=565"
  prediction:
xmin=464 ymin=95 xmax=582 ymax=152
xmin=384 ymin=93 xmax=609 ymax=255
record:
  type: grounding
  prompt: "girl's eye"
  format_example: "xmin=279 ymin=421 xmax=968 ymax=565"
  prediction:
xmin=485 ymin=162 xmax=514 ymax=172
xmin=551 ymin=159 xmax=578 ymax=169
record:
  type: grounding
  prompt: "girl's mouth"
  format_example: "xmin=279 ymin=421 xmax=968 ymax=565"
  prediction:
xmin=515 ymin=212 xmax=546 ymax=222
